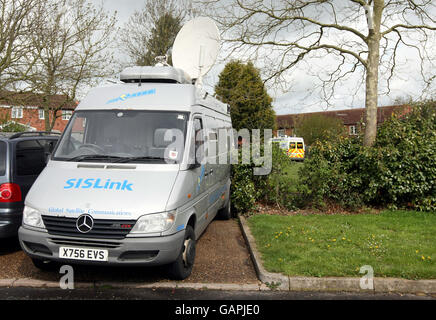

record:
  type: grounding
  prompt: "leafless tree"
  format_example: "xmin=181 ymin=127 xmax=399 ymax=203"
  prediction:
xmin=0 ymin=0 xmax=38 ymax=99
xmin=201 ymin=0 xmax=436 ymax=146
xmin=24 ymin=0 xmax=117 ymax=131
xmin=119 ymin=0 xmax=199 ymax=66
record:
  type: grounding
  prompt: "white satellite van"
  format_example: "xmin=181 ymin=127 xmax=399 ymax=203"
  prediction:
xmin=18 ymin=18 xmax=232 ymax=280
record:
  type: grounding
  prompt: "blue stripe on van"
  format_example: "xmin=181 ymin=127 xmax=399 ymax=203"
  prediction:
xmin=209 ymin=184 xmax=227 ymax=205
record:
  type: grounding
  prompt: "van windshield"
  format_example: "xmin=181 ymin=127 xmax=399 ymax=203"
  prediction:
xmin=53 ymin=110 xmax=188 ymax=163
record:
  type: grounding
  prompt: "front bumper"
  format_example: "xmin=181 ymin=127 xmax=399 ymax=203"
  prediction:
xmin=18 ymin=226 xmax=185 ymax=266
xmin=0 ymin=208 xmax=22 ymax=238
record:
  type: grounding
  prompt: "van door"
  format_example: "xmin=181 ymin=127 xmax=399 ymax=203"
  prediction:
xmin=204 ymin=115 xmax=222 ymax=218
xmin=205 ymin=116 xmax=217 ymax=188
xmin=190 ymin=115 xmax=209 ymax=236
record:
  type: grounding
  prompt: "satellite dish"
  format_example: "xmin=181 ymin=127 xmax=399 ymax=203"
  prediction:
xmin=172 ymin=17 xmax=220 ymax=83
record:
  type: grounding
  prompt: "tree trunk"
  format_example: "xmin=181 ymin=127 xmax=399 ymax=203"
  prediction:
xmin=43 ymin=107 xmax=57 ymax=132
xmin=49 ymin=109 xmax=58 ymax=132
xmin=363 ymin=35 xmax=380 ymax=147
xmin=363 ymin=0 xmax=383 ymax=147
xmin=44 ymin=107 xmax=50 ymax=132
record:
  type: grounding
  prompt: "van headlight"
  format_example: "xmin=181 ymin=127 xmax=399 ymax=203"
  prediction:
xmin=23 ymin=206 xmax=45 ymax=229
xmin=130 ymin=211 xmax=176 ymax=234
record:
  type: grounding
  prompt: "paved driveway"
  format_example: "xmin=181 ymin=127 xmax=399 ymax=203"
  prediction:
xmin=0 ymin=219 xmax=258 ymax=284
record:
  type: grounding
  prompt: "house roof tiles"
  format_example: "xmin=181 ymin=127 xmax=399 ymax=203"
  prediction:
xmin=276 ymin=105 xmax=412 ymax=128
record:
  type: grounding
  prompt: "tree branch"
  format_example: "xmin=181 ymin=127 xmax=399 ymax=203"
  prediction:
xmin=382 ymin=23 xmax=436 ymax=36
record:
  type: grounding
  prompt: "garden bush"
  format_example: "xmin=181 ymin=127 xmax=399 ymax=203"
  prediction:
xmin=230 ymin=162 xmax=260 ymax=214
xmin=0 ymin=114 xmax=27 ymax=132
xmin=299 ymin=101 xmax=436 ymax=211
xmin=0 ymin=122 xmax=27 ymax=132
xmin=260 ymin=144 xmax=304 ymax=210
xmin=231 ymin=143 xmax=302 ymax=214
xmin=374 ymin=101 xmax=436 ymax=210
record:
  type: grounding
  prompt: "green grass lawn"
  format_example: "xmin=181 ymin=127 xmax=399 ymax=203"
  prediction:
xmin=247 ymin=210 xmax=436 ymax=279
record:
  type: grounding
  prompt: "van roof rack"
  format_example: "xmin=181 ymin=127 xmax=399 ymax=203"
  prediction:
xmin=120 ymin=66 xmax=191 ymax=84
xmin=9 ymin=131 xmax=61 ymax=139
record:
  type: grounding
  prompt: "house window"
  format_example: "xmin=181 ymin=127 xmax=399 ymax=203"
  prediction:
xmin=349 ymin=125 xmax=358 ymax=135
xmin=11 ymin=107 xmax=23 ymax=119
xmin=277 ymin=129 xmax=286 ymax=137
xmin=62 ymin=110 xmax=72 ymax=120
xmin=38 ymin=109 xmax=45 ymax=120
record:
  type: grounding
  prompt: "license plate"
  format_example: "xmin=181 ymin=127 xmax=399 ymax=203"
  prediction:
xmin=59 ymin=247 xmax=108 ymax=261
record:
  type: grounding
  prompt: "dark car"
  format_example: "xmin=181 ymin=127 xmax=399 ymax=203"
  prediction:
xmin=0 ymin=131 xmax=60 ymax=238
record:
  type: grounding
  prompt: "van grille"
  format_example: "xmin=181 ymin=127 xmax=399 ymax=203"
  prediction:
xmin=42 ymin=216 xmax=136 ymax=240
xmin=49 ymin=237 xmax=122 ymax=249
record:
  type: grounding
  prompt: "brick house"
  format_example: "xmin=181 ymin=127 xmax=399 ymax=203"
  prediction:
xmin=0 ymin=92 xmax=77 ymax=132
xmin=276 ymin=104 xmax=412 ymax=137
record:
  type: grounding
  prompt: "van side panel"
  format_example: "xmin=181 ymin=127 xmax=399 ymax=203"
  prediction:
xmin=166 ymin=106 xmax=232 ymax=239
xmin=204 ymin=115 xmax=231 ymax=220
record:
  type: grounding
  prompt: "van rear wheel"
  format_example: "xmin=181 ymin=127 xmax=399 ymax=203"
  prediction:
xmin=167 ymin=225 xmax=196 ymax=280
xmin=217 ymin=198 xmax=232 ymax=220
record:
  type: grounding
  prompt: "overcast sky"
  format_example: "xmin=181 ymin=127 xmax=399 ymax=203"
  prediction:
xmin=102 ymin=0 xmax=143 ymax=25
xmin=100 ymin=0 xmax=435 ymax=115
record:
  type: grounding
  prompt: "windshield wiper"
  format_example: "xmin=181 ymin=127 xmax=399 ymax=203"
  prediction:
xmin=65 ymin=154 xmax=124 ymax=162
xmin=113 ymin=156 xmax=167 ymax=163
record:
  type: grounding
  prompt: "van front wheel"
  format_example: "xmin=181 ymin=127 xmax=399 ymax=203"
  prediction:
xmin=31 ymin=258 xmax=58 ymax=271
xmin=167 ymin=225 xmax=196 ymax=280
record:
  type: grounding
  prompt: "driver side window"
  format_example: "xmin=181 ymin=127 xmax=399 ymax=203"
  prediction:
xmin=191 ymin=117 xmax=205 ymax=165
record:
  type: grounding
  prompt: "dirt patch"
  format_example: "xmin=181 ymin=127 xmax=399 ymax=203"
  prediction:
xmin=0 ymin=219 xmax=258 ymax=284
xmin=250 ymin=202 xmax=381 ymax=217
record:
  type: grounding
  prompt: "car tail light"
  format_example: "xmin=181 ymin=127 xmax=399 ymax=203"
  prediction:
xmin=0 ymin=183 xmax=22 ymax=202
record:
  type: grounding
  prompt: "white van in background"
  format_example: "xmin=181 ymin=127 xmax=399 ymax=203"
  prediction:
xmin=272 ymin=136 xmax=305 ymax=161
